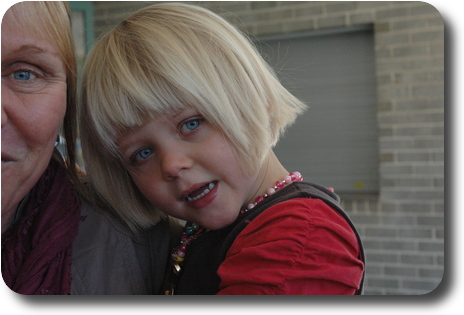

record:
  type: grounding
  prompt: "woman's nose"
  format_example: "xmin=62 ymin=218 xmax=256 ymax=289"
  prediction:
xmin=1 ymin=103 xmax=8 ymax=128
xmin=1 ymin=83 xmax=10 ymax=128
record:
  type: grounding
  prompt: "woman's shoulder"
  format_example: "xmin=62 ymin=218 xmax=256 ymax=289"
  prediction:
xmin=77 ymin=199 xmax=148 ymax=243
xmin=71 ymin=199 xmax=179 ymax=294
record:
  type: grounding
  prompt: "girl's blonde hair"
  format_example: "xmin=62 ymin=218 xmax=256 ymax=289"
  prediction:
xmin=80 ymin=3 xmax=306 ymax=230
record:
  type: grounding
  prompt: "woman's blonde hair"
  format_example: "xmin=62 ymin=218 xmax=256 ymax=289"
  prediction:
xmin=80 ymin=3 xmax=306 ymax=230
xmin=7 ymin=1 xmax=80 ymax=190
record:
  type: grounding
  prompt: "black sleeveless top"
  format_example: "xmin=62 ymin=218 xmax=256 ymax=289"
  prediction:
xmin=166 ymin=182 xmax=365 ymax=295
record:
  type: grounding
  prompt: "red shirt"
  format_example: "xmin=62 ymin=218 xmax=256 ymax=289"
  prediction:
xmin=216 ymin=198 xmax=364 ymax=295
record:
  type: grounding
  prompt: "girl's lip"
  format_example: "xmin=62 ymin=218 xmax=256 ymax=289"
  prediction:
xmin=185 ymin=181 xmax=218 ymax=209
xmin=180 ymin=181 xmax=217 ymax=201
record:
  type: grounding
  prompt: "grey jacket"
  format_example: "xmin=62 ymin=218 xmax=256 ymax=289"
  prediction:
xmin=71 ymin=200 xmax=181 ymax=295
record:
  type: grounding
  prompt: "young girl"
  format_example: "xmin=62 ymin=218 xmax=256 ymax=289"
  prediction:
xmin=79 ymin=3 xmax=365 ymax=295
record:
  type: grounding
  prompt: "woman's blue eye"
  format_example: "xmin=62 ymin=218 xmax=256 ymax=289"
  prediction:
xmin=13 ymin=70 xmax=32 ymax=81
xmin=136 ymin=148 xmax=153 ymax=160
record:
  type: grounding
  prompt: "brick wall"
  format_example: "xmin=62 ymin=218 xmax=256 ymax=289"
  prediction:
xmin=92 ymin=1 xmax=445 ymax=295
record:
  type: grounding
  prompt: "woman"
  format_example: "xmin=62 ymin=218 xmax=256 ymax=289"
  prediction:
xmin=1 ymin=1 xmax=180 ymax=295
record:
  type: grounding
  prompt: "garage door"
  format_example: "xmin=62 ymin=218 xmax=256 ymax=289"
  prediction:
xmin=258 ymin=26 xmax=379 ymax=194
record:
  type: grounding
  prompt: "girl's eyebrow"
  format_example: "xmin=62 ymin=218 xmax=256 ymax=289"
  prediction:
xmin=116 ymin=140 xmax=134 ymax=156
xmin=169 ymin=109 xmax=185 ymax=119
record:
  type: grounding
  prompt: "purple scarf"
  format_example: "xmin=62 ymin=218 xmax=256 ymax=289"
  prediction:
xmin=2 ymin=156 xmax=81 ymax=294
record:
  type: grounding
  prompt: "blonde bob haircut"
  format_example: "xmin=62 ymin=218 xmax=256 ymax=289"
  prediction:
xmin=80 ymin=3 xmax=306 ymax=230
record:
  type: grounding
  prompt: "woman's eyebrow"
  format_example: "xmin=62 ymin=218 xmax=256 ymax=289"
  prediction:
xmin=11 ymin=44 xmax=58 ymax=57
xmin=5 ymin=44 xmax=61 ymax=67
xmin=3 ymin=44 xmax=63 ymax=72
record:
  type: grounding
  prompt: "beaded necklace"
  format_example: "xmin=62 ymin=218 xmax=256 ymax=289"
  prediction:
xmin=165 ymin=171 xmax=303 ymax=294
xmin=241 ymin=171 xmax=303 ymax=213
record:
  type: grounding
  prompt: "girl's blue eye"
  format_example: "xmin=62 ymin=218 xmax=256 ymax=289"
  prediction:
xmin=13 ymin=70 xmax=33 ymax=81
xmin=181 ymin=119 xmax=202 ymax=134
xmin=136 ymin=148 xmax=153 ymax=160
xmin=185 ymin=120 xmax=200 ymax=130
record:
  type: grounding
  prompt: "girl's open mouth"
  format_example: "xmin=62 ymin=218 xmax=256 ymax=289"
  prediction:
xmin=184 ymin=181 xmax=219 ymax=209
xmin=186 ymin=181 xmax=217 ymax=201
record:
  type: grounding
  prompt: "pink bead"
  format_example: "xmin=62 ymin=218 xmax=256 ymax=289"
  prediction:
xmin=275 ymin=181 xmax=284 ymax=189
xmin=247 ymin=203 xmax=255 ymax=210
xmin=255 ymin=196 xmax=265 ymax=203
xmin=266 ymin=187 xmax=276 ymax=196
xmin=284 ymin=175 xmax=292 ymax=183
xmin=177 ymin=251 xmax=186 ymax=258
xmin=291 ymin=172 xmax=302 ymax=181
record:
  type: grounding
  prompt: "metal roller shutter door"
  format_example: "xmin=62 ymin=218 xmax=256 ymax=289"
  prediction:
xmin=258 ymin=27 xmax=379 ymax=194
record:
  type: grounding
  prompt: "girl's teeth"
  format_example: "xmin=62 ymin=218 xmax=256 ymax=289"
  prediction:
xmin=187 ymin=182 xmax=216 ymax=201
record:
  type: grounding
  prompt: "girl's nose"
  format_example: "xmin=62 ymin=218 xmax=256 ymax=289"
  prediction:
xmin=159 ymin=147 xmax=193 ymax=180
